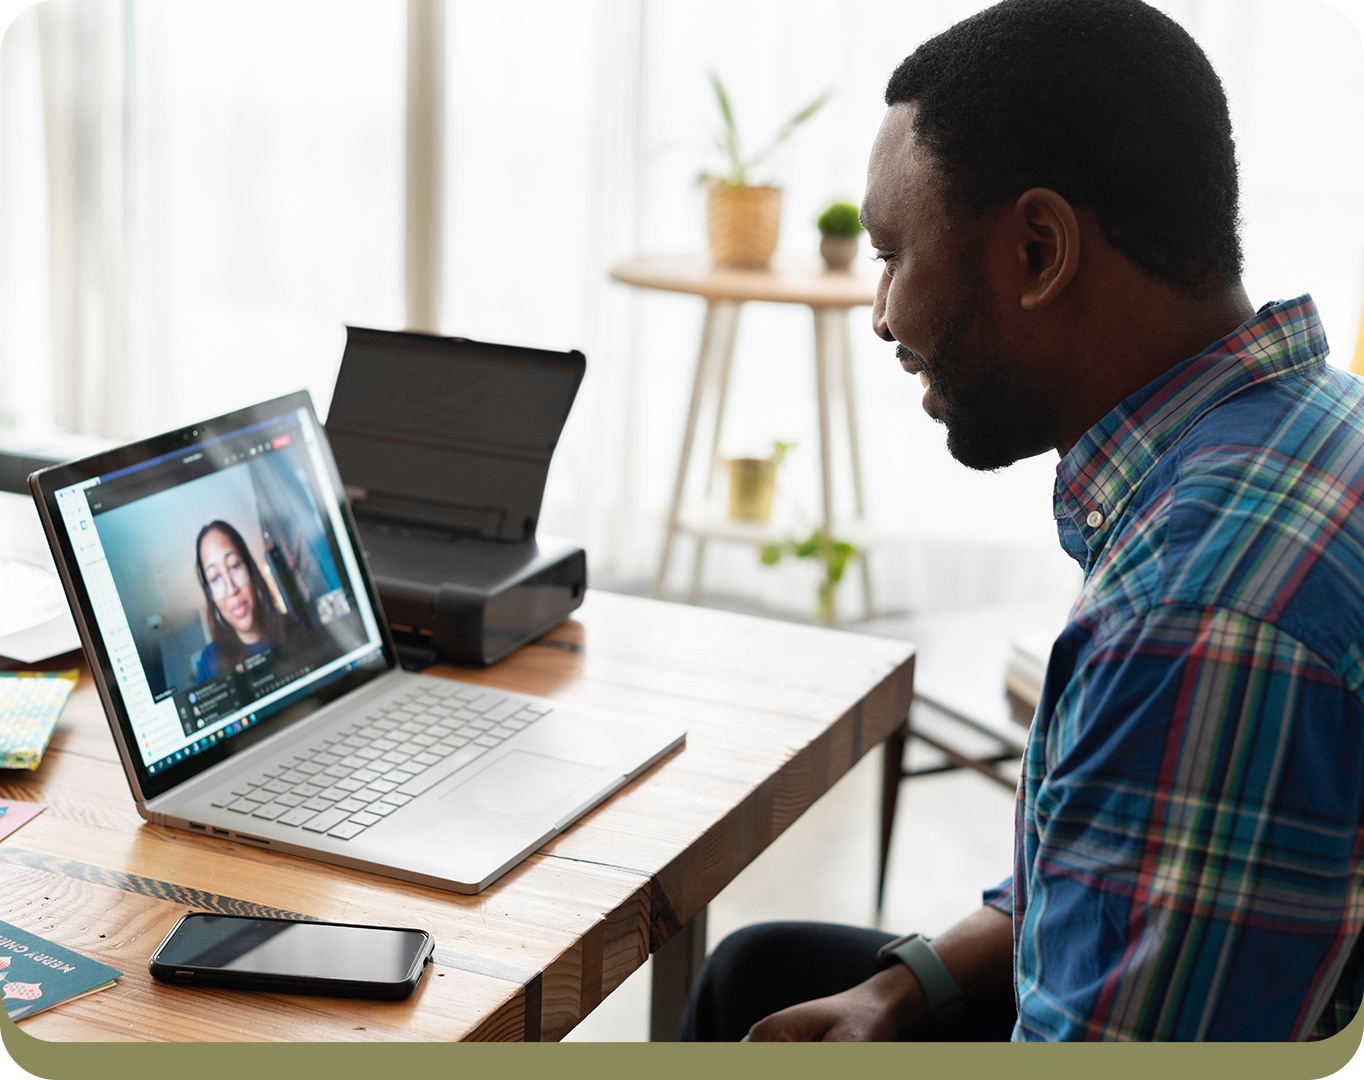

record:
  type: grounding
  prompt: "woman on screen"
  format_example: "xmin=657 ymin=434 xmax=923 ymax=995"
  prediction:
xmin=194 ymin=520 xmax=293 ymax=683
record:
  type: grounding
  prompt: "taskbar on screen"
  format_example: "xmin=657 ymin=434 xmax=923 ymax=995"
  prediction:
xmin=145 ymin=712 xmax=262 ymax=776
xmin=142 ymin=646 xmax=385 ymax=777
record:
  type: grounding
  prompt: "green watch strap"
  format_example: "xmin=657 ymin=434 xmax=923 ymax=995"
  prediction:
xmin=876 ymin=933 xmax=966 ymax=1036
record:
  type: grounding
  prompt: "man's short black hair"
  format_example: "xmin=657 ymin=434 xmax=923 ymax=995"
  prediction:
xmin=885 ymin=0 xmax=1242 ymax=290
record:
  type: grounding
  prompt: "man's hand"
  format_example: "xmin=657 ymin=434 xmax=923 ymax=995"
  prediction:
xmin=744 ymin=964 xmax=923 ymax=1041
xmin=743 ymin=905 xmax=1014 ymax=1042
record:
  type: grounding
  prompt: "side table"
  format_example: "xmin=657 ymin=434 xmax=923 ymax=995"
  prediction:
xmin=610 ymin=254 xmax=878 ymax=623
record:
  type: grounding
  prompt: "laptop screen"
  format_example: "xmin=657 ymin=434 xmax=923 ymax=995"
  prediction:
xmin=42 ymin=395 xmax=391 ymax=794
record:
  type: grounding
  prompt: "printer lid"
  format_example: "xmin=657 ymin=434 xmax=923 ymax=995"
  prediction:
xmin=326 ymin=326 xmax=584 ymax=542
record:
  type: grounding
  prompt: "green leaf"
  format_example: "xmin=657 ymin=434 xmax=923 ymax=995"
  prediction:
xmin=759 ymin=543 xmax=784 ymax=565
xmin=709 ymin=71 xmax=744 ymax=180
xmin=747 ymin=88 xmax=832 ymax=172
xmin=816 ymin=201 xmax=864 ymax=237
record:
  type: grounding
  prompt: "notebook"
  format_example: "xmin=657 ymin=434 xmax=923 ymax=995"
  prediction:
xmin=29 ymin=392 xmax=685 ymax=893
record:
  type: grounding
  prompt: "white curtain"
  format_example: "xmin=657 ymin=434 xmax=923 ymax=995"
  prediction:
xmin=0 ymin=5 xmax=50 ymax=429
xmin=2 ymin=0 xmax=1361 ymax=621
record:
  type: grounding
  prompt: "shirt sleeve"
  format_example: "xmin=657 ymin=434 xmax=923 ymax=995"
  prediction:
xmin=982 ymin=876 xmax=1012 ymax=916
xmin=1013 ymin=606 xmax=1364 ymax=1041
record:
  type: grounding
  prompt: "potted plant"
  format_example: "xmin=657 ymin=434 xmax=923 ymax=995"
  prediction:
xmin=701 ymin=73 xmax=830 ymax=268
xmin=816 ymin=201 xmax=864 ymax=271
xmin=760 ymin=529 xmax=859 ymax=624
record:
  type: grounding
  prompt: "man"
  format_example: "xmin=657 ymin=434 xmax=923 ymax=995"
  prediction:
xmin=680 ymin=0 xmax=1364 ymax=1041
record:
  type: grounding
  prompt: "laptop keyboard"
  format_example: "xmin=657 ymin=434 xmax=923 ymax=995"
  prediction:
xmin=210 ymin=681 xmax=552 ymax=841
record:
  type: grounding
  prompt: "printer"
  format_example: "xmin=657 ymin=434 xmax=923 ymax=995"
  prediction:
xmin=326 ymin=326 xmax=587 ymax=667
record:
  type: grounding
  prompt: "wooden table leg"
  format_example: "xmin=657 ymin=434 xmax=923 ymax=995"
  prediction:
xmin=878 ymin=718 xmax=909 ymax=914
xmin=812 ymin=307 xmax=837 ymax=624
xmin=687 ymin=538 xmax=708 ymax=606
xmin=703 ymin=304 xmax=742 ymax=499
xmin=650 ymin=905 xmax=709 ymax=1041
xmin=835 ymin=309 xmax=875 ymax=620
xmin=689 ymin=304 xmax=741 ymax=604
xmin=653 ymin=303 xmax=722 ymax=599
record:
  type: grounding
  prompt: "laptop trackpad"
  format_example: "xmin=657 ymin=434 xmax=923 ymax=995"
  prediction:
xmin=440 ymin=751 xmax=603 ymax=819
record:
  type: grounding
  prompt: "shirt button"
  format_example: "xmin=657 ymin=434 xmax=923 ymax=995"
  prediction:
xmin=1086 ymin=510 xmax=1105 ymax=528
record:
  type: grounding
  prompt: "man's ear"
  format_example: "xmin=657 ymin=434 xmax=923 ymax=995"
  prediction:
xmin=1012 ymin=187 xmax=1080 ymax=311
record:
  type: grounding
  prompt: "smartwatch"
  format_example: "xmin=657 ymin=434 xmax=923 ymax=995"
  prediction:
xmin=876 ymin=932 xmax=965 ymax=1037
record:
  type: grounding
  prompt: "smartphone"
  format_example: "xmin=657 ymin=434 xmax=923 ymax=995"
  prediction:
xmin=148 ymin=913 xmax=435 ymax=1000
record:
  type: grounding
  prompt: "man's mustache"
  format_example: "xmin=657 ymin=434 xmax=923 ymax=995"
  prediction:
xmin=895 ymin=343 xmax=926 ymax=369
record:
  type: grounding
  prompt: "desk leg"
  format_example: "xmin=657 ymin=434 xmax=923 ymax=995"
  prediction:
xmin=878 ymin=718 xmax=909 ymax=914
xmin=650 ymin=905 xmax=708 ymax=1041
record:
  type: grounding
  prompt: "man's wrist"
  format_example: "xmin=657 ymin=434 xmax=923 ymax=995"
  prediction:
xmin=876 ymin=932 xmax=966 ymax=1036
xmin=866 ymin=960 xmax=934 ymax=1039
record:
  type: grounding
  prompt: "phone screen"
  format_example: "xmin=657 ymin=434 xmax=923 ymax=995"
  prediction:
xmin=154 ymin=915 xmax=430 ymax=983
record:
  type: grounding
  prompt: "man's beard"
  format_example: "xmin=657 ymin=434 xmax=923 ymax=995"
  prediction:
xmin=902 ymin=293 xmax=1060 ymax=471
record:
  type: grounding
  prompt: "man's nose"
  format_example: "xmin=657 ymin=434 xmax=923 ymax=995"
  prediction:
xmin=871 ymin=282 xmax=895 ymax=342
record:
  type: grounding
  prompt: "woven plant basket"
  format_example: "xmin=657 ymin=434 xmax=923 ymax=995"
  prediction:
xmin=707 ymin=184 xmax=782 ymax=268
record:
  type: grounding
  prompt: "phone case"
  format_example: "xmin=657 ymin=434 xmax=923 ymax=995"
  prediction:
xmin=147 ymin=913 xmax=435 ymax=1000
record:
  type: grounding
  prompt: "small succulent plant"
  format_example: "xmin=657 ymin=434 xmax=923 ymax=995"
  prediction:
xmin=816 ymin=201 xmax=864 ymax=237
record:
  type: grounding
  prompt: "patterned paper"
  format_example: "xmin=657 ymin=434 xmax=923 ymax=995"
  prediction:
xmin=0 ymin=669 xmax=78 ymax=770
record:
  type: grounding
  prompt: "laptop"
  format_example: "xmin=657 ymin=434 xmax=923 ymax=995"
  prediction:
xmin=29 ymin=392 xmax=686 ymax=893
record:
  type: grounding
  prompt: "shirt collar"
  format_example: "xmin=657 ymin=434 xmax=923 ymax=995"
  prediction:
xmin=1053 ymin=294 xmax=1329 ymax=567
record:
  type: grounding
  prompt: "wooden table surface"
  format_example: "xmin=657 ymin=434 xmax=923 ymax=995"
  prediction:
xmin=611 ymin=254 xmax=877 ymax=308
xmin=0 ymin=591 xmax=913 ymax=1042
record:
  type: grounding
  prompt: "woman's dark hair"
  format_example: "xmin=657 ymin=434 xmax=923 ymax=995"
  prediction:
xmin=885 ymin=0 xmax=1242 ymax=291
xmin=195 ymin=520 xmax=288 ymax=671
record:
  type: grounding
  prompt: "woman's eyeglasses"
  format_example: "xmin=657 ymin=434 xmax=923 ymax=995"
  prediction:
xmin=205 ymin=556 xmax=251 ymax=599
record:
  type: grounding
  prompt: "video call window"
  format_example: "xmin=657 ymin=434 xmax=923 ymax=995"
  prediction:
xmin=91 ymin=421 xmax=369 ymax=738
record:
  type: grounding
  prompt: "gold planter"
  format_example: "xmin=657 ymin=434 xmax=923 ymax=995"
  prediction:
xmin=728 ymin=457 xmax=777 ymax=520
xmin=707 ymin=184 xmax=782 ymax=268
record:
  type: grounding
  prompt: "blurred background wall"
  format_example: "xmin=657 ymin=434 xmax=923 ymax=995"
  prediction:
xmin=1 ymin=0 xmax=1361 ymax=623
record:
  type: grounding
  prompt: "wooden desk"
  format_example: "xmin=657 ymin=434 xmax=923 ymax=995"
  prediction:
xmin=610 ymin=255 xmax=878 ymax=622
xmin=0 ymin=591 xmax=913 ymax=1042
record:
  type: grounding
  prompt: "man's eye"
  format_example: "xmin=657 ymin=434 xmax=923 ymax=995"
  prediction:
xmin=872 ymin=250 xmax=898 ymax=264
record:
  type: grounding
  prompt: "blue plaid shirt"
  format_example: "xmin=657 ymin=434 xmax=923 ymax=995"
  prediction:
xmin=984 ymin=296 xmax=1364 ymax=1040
